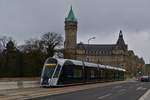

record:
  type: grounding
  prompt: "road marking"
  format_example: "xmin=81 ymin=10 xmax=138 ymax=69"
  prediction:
xmin=98 ymin=93 xmax=112 ymax=99
xmin=136 ymin=87 xmax=142 ymax=90
xmin=118 ymin=89 xmax=126 ymax=93
xmin=136 ymin=87 xmax=147 ymax=91
xmin=114 ymin=85 xmax=122 ymax=88
xmin=139 ymin=89 xmax=150 ymax=100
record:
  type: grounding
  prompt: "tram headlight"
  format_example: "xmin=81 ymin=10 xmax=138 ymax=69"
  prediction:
xmin=40 ymin=78 xmax=43 ymax=83
xmin=48 ymin=78 xmax=51 ymax=83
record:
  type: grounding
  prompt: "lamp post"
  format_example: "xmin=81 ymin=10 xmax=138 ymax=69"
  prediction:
xmin=87 ymin=37 xmax=96 ymax=62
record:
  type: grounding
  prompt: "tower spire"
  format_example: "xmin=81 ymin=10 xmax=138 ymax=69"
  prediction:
xmin=119 ymin=30 xmax=123 ymax=38
xmin=65 ymin=6 xmax=77 ymax=22
xmin=119 ymin=30 xmax=122 ymax=35
xmin=116 ymin=30 xmax=125 ymax=45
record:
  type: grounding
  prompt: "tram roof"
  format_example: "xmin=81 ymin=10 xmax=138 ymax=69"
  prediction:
xmin=98 ymin=64 xmax=106 ymax=69
xmin=48 ymin=57 xmax=126 ymax=72
xmin=106 ymin=65 xmax=126 ymax=71
xmin=67 ymin=59 xmax=83 ymax=66
xmin=84 ymin=62 xmax=98 ymax=68
xmin=50 ymin=58 xmax=83 ymax=66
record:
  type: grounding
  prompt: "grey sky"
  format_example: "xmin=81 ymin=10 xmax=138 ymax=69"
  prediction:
xmin=0 ymin=0 xmax=150 ymax=63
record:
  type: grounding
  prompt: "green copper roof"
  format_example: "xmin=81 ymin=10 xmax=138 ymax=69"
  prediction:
xmin=65 ymin=6 xmax=77 ymax=22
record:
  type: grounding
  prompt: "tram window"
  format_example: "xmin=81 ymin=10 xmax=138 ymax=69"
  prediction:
xmin=42 ymin=65 xmax=56 ymax=78
xmin=53 ymin=64 xmax=61 ymax=78
xmin=63 ymin=65 xmax=73 ymax=78
xmin=73 ymin=68 xmax=82 ymax=78
xmin=90 ymin=70 xmax=95 ymax=78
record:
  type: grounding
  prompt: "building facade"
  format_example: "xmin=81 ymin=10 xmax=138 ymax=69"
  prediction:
xmin=64 ymin=7 xmax=145 ymax=76
xmin=143 ymin=64 xmax=150 ymax=76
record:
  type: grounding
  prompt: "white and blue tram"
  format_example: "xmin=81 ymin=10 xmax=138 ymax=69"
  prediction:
xmin=40 ymin=57 xmax=126 ymax=87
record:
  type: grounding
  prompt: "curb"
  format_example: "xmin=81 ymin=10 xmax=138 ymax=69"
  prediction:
xmin=139 ymin=89 xmax=150 ymax=100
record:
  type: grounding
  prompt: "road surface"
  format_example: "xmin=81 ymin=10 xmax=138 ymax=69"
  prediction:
xmin=33 ymin=81 xmax=150 ymax=100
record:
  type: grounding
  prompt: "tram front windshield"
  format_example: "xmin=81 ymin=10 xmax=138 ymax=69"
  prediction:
xmin=43 ymin=64 xmax=56 ymax=78
xmin=42 ymin=58 xmax=57 ymax=79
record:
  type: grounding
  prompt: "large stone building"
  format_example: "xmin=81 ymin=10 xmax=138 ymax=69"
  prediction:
xmin=64 ymin=6 xmax=145 ymax=76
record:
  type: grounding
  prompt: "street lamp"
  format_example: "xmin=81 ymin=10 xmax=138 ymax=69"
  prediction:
xmin=87 ymin=36 xmax=96 ymax=62
xmin=88 ymin=37 xmax=96 ymax=45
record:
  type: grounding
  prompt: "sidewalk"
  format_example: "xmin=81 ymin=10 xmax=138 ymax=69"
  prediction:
xmin=0 ymin=80 xmax=129 ymax=100
xmin=0 ymin=77 xmax=40 ymax=82
xmin=139 ymin=89 xmax=150 ymax=100
xmin=0 ymin=78 xmax=131 ymax=91
xmin=0 ymin=77 xmax=40 ymax=90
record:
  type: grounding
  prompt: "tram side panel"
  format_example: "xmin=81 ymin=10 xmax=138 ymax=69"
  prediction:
xmin=58 ymin=63 xmax=74 ymax=85
xmin=114 ymin=70 xmax=119 ymax=81
xmin=110 ymin=69 xmax=115 ymax=81
xmin=84 ymin=66 xmax=99 ymax=83
xmin=100 ymin=69 xmax=106 ymax=81
xmin=119 ymin=71 xmax=125 ymax=80
xmin=58 ymin=63 xmax=84 ymax=85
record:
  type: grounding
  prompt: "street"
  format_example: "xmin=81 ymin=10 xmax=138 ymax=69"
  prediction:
xmin=34 ymin=81 xmax=150 ymax=100
xmin=0 ymin=80 xmax=150 ymax=100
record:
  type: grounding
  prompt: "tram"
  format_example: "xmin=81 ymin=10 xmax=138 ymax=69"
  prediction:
xmin=40 ymin=57 xmax=126 ymax=87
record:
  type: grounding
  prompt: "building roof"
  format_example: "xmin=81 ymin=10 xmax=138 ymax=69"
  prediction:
xmin=77 ymin=43 xmax=116 ymax=52
xmin=65 ymin=6 xmax=77 ymax=22
xmin=116 ymin=30 xmax=125 ymax=45
xmin=76 ymin=31 xmax=128 ymax=55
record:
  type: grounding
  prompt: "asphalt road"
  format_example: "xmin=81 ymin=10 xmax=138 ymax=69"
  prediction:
xmin=33 ymin=81 xmax=150 ymax=100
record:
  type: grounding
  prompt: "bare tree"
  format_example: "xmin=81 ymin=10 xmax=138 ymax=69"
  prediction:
xmin=26 ymin=38 xmax=39 ymax=49
xmin=41 ymin=32 xmax=63 ymax=57
xmin=21 ymin=38 xmax=43 ymax=52
xmin=0 ymin=36 xmax=12 ymax=52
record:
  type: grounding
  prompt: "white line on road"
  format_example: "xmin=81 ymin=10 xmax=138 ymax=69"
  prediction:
xmin=118 ymin=89 xmax=127 ymax=93
xmin=136 ymin=87 xmax=147 ymax=91
xmin=98 ymin=93 xmax=112 ymax=99
xmin=136 ymin=87 xmax=142 ymax=91
xmin=114 ymin=85 xmax=122 ymax=89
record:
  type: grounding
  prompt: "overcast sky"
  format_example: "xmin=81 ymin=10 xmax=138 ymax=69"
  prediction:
xmin=0 ymin=0 xmax=150 ymax=63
